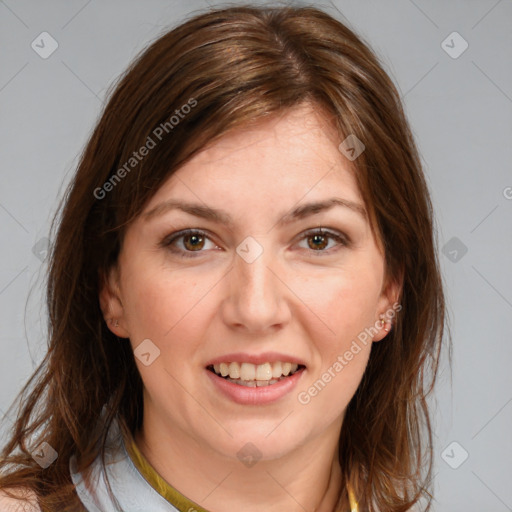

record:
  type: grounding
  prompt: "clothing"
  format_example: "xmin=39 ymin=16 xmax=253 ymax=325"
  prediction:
xmin=70 ymin=416 xmax=359 ymax=512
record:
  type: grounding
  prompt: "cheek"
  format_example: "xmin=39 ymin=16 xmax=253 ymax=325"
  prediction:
xmin=297 ymin=280 xmax=375 ymax=417
xmin=293 ymin=265 xmax=382 ymax=344
xmin=122 ymin=263 xmax=218 ymax=364
xmin=123 ymin=259 xmax=195 ymax=331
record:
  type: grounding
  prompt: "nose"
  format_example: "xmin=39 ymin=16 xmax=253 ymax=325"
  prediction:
xmin=220 ymin=240 xmax=291 ymax=334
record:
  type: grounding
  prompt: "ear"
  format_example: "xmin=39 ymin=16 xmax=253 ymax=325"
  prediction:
xmin=372 ymin=267 xmax=403 ymax=342
xmin=99 ymin=264 xmax=130 ymax=338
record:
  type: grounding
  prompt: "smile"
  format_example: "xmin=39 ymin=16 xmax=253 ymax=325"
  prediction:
xmin=207 ymin=361 xmax=304 ymax=387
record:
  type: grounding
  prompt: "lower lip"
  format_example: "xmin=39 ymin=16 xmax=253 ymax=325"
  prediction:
xmin=206 ymin=367 xmax=305 ymax=405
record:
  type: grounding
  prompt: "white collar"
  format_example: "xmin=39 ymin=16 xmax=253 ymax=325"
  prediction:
xmin=69 ymin=417 xmax=179 ymax=512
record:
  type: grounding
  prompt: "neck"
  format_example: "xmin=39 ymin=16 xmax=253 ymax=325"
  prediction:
xmin=134 ymin=412 xmax=344 ymax=512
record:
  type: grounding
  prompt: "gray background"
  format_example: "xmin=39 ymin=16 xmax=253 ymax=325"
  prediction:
xmin=1 ymin=0 xmax=511 ymax=510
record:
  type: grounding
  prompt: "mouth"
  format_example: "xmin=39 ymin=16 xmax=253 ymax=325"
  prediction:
xmin=206 ymin=361 xmax=306 ymax=387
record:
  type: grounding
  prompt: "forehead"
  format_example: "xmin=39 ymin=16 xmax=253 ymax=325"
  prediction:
xmin=145 ymin=104 xmax=363 ymax=210
xmin=196 ymin=104 xmax=342 ymax=161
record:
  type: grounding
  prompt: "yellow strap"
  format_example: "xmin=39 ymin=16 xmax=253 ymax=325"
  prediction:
xmin=123 ymin=428 xmax=209 ymax=512
xmin=123 ymin=424 xmax=359 ymax=512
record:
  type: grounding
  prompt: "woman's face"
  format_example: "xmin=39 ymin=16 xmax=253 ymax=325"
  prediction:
xmin=102 ymin=104 xmax=399 ymax=461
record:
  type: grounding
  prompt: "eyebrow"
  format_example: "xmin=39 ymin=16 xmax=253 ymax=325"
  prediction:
xmin=143 ymin=197 xmax=367 ymax=226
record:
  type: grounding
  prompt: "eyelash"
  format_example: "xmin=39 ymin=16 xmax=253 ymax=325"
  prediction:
xmin=161 ymin=228 xmax=350 ymax=259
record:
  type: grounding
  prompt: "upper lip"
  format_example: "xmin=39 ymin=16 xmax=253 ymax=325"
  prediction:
xmin=205 ymin=352 xmax=306 ymax=367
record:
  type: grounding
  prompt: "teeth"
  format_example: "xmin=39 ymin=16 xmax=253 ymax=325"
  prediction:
xmin=272 ymin=361 xmax=282 ymax=378
xmin=211 ymin=361 xmax=301 ymax=381
xmin=282 ymin=362 xmax=292 ymax=376
xmin=228 ymin=362 xmax=240 ymax=379
xmin=240 ymin=362 xmax=256 ymax=380
xmin=255 ymin=362 xmax=272 ymax=380
xmin=226 ymin=377 xmax=281 ymax=387
xmin=219 ymin=363 xmax=229 ymax=377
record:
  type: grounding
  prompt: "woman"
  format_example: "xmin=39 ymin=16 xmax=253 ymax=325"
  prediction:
xmin=0 ymin=4 xmax=448 ymax=511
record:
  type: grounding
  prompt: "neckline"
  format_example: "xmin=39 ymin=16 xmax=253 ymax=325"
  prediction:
xmin=122 ymin=425 xmax=208 ymax=512
xmin=121 ymin=422 xmax=359 ymax=512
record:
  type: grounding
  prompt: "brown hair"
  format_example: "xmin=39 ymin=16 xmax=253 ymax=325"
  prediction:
xmin=0 ymin=3 xmax=449 ymax=511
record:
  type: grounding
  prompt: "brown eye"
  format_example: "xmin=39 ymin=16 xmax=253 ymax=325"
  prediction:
xmin=307 ymin=233 xmax=329 ymax=250
xmin=183 ymin=233 xmax=205 ymax=251
xmin=298 ymin=228 xmax=349 ymax=254
xmin=162 ymin=229 xmax=217 ymax=258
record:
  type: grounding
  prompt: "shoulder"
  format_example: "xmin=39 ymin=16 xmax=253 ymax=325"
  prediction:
xmin=0 ymin=488 xmax=41 ymax=512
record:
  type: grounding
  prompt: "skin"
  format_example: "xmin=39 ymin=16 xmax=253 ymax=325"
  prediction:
xmin=100 ymin=103 xmax=400 ymax=512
